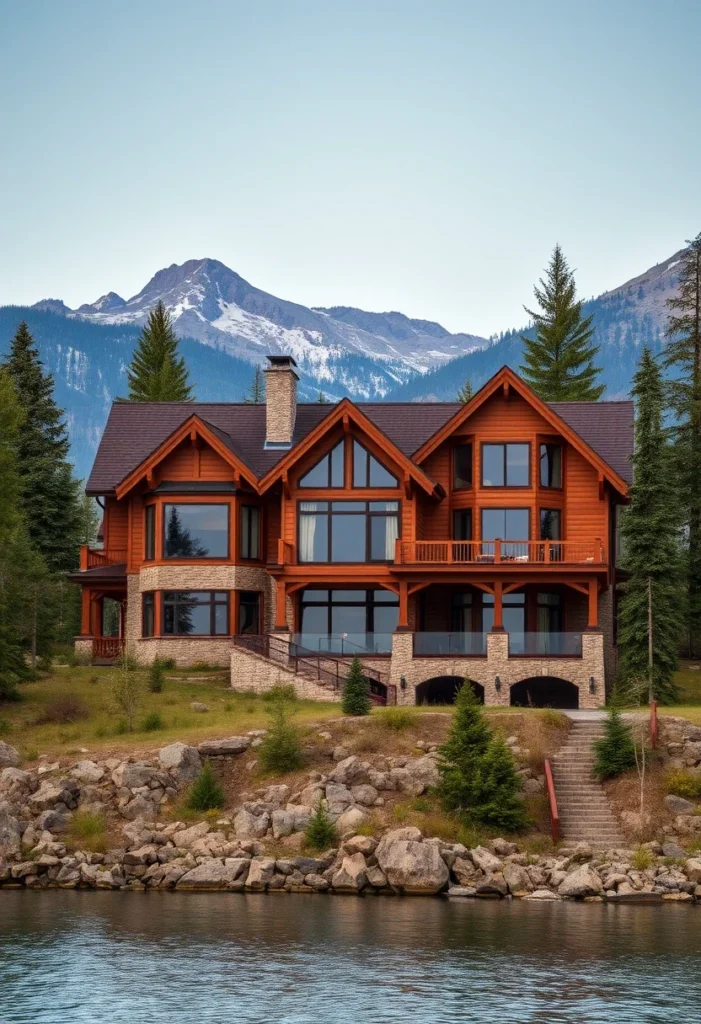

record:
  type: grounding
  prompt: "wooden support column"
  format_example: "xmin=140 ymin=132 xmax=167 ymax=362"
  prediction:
xmin=398 ymin=582 xmax=409 ymax=630
xmin=587 ymin=579 xmax=599 ymax=629
xmin=274 ymin=580 xmax=289 ymax=630
xmin=493 ymin=580 xmax=504 ymax=630
xmin=80 ymin=588 xmax=92 ymax=635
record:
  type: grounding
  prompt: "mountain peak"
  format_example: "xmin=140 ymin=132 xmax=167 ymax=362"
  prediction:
xmin=77 ymin=291 xmax=126 ymax=315
xmin=31 ymin=298 xmax=73 ymax=315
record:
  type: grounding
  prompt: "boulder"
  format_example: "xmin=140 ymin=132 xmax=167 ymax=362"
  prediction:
xmin=0 ymin=742 xmax=20 ymax=769
xmin=502 ymin=862 xmax=532 ymax=893
xmin=664 ymin=794 xmax=696 ymax=816
xmin=470 ymin=846 xmax=503 ymax=874
xmin=271 ymin=809 xmax=295 ymax=839
xmin=29 ymin=778 xmax=80 ymax=814
xmin=234 ymin=808 xmax=270 ymax=838
xmin=198 ymin=736 xmax=250 ymax=757
xmin=558 ymin=864 xmax=603 ymax=898
xmin=389 ymin=768 xmax=425 ymax=797
xmin=0 ymin=767 xmax=36 ymax=800
xmin=246 ymin=857 xmax=276 ymax=890
xmin=0 ymin=811 xmax=21 ymax=859
xmin=158 ymin=744 xmax=202 ymax=782
xmin=191 ymin=703 xmax=210 ymax=713
xmin=403 ymin=755 xmax=440 ymax=792
xmin=35 ymin=809 xmax=71 ymax=833
xmin=376 ymin=838 xmax=449 ymax=894
xmin=328 ymin=756 xmax=369 ymax=786
xmin=685 ymin=858 xmax=701 ymax=883
xmin=297 ymin=784 xmax=324 ymax=809
xmin=325 ymin=782 xmax=354 ymax=818
xmin=262 ymin=784 xmax=290 ymax=807
xmin=287 ymin=804 xmax=313 ymax=832
xmin=525 ymin=889 xmax=563 ymax=901
xmin=350 ymin=784 xmax=379 ymax=807
xmin=70 ymin=761 xmax=105 ymax=785
xmin=176 ymin=859 xmax=249 ymax=890
xmin=343 ymin=835 xmax=377 ymax=856
xmin=452 ymin=857 xmax=479 ymax=886
xmin=662 ymin=841 xmax=687 ymax=859
xmin=170 ymin=820 xmax=211 ymax=848
xmin=121 ymin=793 xmax=161 ymax=820
xmin=366 ymin=864 xmax=388 ymax=888
xmin=448 ymin=885 xmax=477 ymax=897
xmin=332 ymin=852 xmax=367 ymax=892
xmin=335 ymin=807 xmax=368 ymax=834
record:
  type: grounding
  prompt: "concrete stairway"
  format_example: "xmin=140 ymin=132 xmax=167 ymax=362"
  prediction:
xmin=550 ymin=720 xmax=625 ymax=848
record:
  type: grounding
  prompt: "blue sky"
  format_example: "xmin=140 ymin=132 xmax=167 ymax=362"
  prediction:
xmin=1 ymin=0 xmax=700 ymax=336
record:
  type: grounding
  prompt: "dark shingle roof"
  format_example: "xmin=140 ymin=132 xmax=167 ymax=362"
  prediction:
xmin=86 ymin=397 xmax=633 ymax=494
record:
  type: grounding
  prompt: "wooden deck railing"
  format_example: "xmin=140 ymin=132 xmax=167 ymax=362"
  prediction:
xmin=80 ymin=545 xmax=128 ymax=570
xmin=396 ymin=539 xmax=604 ymax=566
xmin=93 ymin=636 xmax=125 ymax=660
xmin=543 ymin=758 xmax=560 ymax=843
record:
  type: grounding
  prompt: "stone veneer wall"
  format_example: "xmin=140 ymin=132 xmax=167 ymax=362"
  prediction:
xmin=388 ymin=630 xmax=604 ymax=710
xmin=230 ymin=642 xmax=340 ymax=702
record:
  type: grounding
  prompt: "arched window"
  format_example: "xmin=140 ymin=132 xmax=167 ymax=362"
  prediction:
xmin=299 ymin=440 xmax=344 ymax=488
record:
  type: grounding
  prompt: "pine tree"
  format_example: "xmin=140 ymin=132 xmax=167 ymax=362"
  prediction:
xmin=662 ymin=232 xmax=701 ymax=654
xmin=243 ymin=365 xmax=265 ymax=404
xmin=520 ymin=245 xmax=604 ymax=400
xmin=342 ymin=657 xmax=371 ymax=716
xmin=126 ymin=301 xmax=193 ymax=402
xmin=78 ymin=491 xmax=100 ymax=546
xmin=2 ymin=322 xmax=82 ymax=573
xmin=617 ymin=348 xmax=683 ymax=702
xmin=187 ymin=759 xmax=225 ymax=811
xmin=593 ymin=706 xmax=636 ymax=779
xmin=473 ymin=736 xmax=528 ymax=830
xmin=304 ymin=804 xmax=338 ymax=850
xmin=456 ymin=378 xmax=473 ymax=403
xmin=317 ymin=390 xmax=328 ymax=404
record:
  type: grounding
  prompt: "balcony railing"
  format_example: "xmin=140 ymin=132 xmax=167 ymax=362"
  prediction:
xmin=291 ymin=633 xmax=393 ymax=656
xmin=396 ymin=539 xmax=604 ymax=566
xmin=80 ymin=545 xmax=128 ymax=570
xmin=413 ymin=632 xmax=488 ymax=657
xmin=508 ymin=632 xmax=583 ymax=657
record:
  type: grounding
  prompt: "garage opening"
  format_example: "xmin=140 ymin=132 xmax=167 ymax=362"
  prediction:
xmin=510 ymin=677 xmax=579 ymax=709
xmin=415 ymin=677 xmax=485 ymax=706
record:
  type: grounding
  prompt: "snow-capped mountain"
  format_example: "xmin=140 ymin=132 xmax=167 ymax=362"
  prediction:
xmin=69 ymin=258 xmax=488 ymax=396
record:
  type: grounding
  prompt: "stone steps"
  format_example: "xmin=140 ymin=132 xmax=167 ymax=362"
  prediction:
xmin=551 ymin=720 xmax=624 ymax=847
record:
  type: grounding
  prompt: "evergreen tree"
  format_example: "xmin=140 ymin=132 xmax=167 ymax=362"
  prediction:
xmin=456 ymin=378 xmax=473 ymax=403
xmin=304 ymin=804 xmax=338 ymax=850
xmin=243 ymin=365 xmax=265 ymax=404
xmin=662 ymin=232 xmax=701 ymax=653
xmin=593 ymin=706 xmax=636 ymax=779
xmin=341 ymin=657 xmax=371 ymax=716
xmin=2 ymin=322 xmax=82 ymax=573
xmin=78 ymin=491 xmax=100 ymax=546
xmin=520 ymin=245 xmax=604 ymax=400
xmin=126 ymin=301 xmax=193 ymax=402
xmin=187 ymin=759 xmax=225 ymax=811
xmin=317 ymin=390 xmax=329 ymax=404
xmin=617 ymin=348 xmax=683 ymax=702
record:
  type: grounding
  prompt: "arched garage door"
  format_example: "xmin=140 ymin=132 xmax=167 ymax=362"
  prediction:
xmin=510 ymin=677 xmax=579 ymax=709
xmin=415 ymin=677 xmax=485 ymax=706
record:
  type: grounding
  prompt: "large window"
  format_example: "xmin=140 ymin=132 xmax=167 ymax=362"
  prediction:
xmin=352 ymin=441 xmax=397 ymax=487
xmin=298 ymin=588 xmax=399 ymax=653
xmin=540 ymin=508 xmax=561 ymax=540
xmin=482 ymin=591 xmax=526 ymax=643
xmin=240 ymin=505 xmax=261 ymax=559
xmin=481 ymin=508 xmax=529 ymax=540
xmin=145 ymin=505 xmax=155 ymax=560
xmin=162 ymin=591 xmax=229 ymax=636
xmin=453 ymin=445 xmax=472 ymax=489
xmin=540 ymin=443 xmax=562 ymax=488
xmin=299 ymin=440 xmax=344 ymax=488
xmin=238 ymin=591 xmax=261 ymax=634
xmin=163 ymin=504 xmax=229 ymax=559
xmin=142 ymin=593 xmax=154 ymax=637
xmin=298 ymin=500 xmax=399 ymax=563
xmin=481 ymin=443 xmax=530 ymax=487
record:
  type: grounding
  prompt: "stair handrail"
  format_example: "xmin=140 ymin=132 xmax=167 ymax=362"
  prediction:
xmin=543 ymin=758 xmax=560 ymax=843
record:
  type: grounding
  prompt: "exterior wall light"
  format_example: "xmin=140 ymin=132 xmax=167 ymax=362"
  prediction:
xmin=400 ymin=675 xmax=407 ymax=690
xmin=495 ymin=675 xmax=501 ymax=692
xmin=589 ymin=676 xmax=596 ymax=694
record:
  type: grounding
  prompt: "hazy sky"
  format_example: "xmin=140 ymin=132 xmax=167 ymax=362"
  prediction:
xmin=1 ymin=0 xmax=700 ymax=336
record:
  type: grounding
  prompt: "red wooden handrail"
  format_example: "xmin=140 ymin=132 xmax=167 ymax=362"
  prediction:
xmin=396 ymin=539 xmax=605 ymax=566
xmin=650 ymin=699 xmax=659 ymax=749
xmin=543 ymin=758 xmax=560 ymax=843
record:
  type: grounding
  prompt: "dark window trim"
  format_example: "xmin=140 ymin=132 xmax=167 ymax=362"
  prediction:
xmin=240 ymin=504 xmax=261 ymax=560
xmin=142 ymin=592 xmax=155 ymax=637
xmin=297 ymin=500 xmax=401 ymax=565
xmin=452 ymin=442 xmax=473 ymax=491
xmin=479 ymin=506 xmax=531 ymax=540
xmin=162 ymin=502 xmax=230 ymax=560
xmin=539 ymin=441 xmax=564 ymax=490
xmin=480 ymin=441 xmax=531 ymax=489
xmin=161 ymin=590 xmax=230 ymax=636
xmin=299 ymin=587 xmax=399 ymax=644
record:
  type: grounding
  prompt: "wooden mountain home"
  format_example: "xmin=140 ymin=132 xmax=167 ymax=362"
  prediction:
xmin=72 ymin=357 xmax=633 ymax=709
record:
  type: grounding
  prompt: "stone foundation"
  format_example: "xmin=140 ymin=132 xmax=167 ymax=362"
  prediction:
xmin=230 ymin=643 xmax=341 ymax=702
xmin=134 ymin=638 xmax=232 ymax=668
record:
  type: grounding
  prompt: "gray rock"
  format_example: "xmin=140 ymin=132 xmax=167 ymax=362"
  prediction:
xmin=70 ymin=760 xmax=105 ymax=785
xmin=448 ymin=885 xmax=477 ymax=897
xmin=332 ymin=852 xmax=367 ymax=892
xmin=29 ymin=779 xmax=80 ymax=814
xmin=662 ymin=841 xmax=687 ymax=859
xmin=0 ymin=742 xmax=20 ymax=769
xmin=246 ymin=857 xmax=276 ymax=890
xmin=325 ymin=782 xmax=354 ymax=818
xmin=297 ymin=784 xmax=324 ymax=808
xmin=684 ymin=858 xmax=701 ymax=883
xmin=35 ymin=809 xmax=71 ymax=833
xmin=170 ymin=821 xmax=211 ymax=848
xmin=158 ymin=744 xmax=202 ymax=782
xmin=262 ymin=784 xmax=290 ymax=807
xmin=335 ymin=807 xmax=368 ymax=834
xmin=558 ymin=864 xmax=603 ymax=898
xmin=234 ymin=808 xmax=270 ymax=838
xmin=176 ymin=859 xmax=248 ymax=890
xmin=502 ymin=862 xmax=532 ymax=893
xmin=525 ymin=889 xmax=563 ymax=901
xmin=343 ymin=835 xmax=377 ymax=856
xmin=198 ymin=736 xmax=250 ymax=756
xmin=452 ymin=857 xmax=479 ymax=886
xmin=191 ymin=702 xmax=210 ymax=713
xmin=664 ymin=794 xmax=696 ymax=816
xmin=121 ymin=793 xmax=161 ymax=820
xmin=0 ymin=811 xmax=21 ymax=858
xmin=470 ymin=846 xmax=503 ymax=874
xmin=376 ymin=838 xmax=449 ymax=894
xmin=366 ymin=864 xmax=388 ymax=888
xmin=389 ymin=767 xmax=425 ymax=797
xmin=350 ymin=784 xmax=379 ymax=807
xmin=0 ymin=767 xmax=36 ymax=800
xmin=271 ymin=809 xmax=295 ymax=839
xmin=404 ymin=755 xmax=440 ymax=792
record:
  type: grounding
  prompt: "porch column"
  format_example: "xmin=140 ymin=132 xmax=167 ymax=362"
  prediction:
xmin=274 ymin=580 xmax=289 ymax=630
xmin=91 ymin=595 xmax=103 ymax=637
xmin=80 ymin=588 xmax=92 ymax=635
xmin=398 ymin=582 xmax=409 ymax=630
xmin=587 ymin=579 xmax=599 ymax=629
xmin=493 ymin=580 xmax=504 ymax=630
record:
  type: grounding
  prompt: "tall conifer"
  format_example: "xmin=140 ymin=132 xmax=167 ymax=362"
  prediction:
xmin=662 ymin=232 xmax=701 ymax=653
xmin=617 ymin=348 xmax=682 ymax=702
xmin=456 ymin=378 xmax=473 ymax=403
xmin=520 ymin=245 xmax=604 ymax=400
xmin=243 ymin=365 xmax=265 ymax=404
xmin=127 ymin=301 xmax=193 ymax=402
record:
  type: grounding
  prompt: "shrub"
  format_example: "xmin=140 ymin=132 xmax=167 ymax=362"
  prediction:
xmin=593 ymin=707 xmax=637 ymax=779
xmin=304 ymin=805 xmax=338 ymax=850
xmin=69 ymin=811 xmax=106 ymax=853
xmin=187 ymin=759 xmax=226 ymax=811
xmin=88 ymin=674 xmax=100 ymax=685
xmin=22 ymin=746 xmax=38 ymax=762
xmin=379 ymin=707 xmax=415 ymax=731
xmin=36 ymin=694 xmax=90 ymax=725
xmin=437 ymin=683 xmax=527 ymax=831
xmin=632 ymin=846 xmax=655 ymax=871
xmin=148 ymin=659 xmax=165 ymax=694
xmin=111 ymin=659 xmax=140 ymax=731
xmin=191 ymin=661 xmax=218 ymax=672
xmin=262 ymin=684 xmax=297 ymax=704
xmin=160 ymin=658 xmax=176 ymax=670
xmin=257 ymin=693 xmax=303 ymax=775
xmin=0 ymin=718 xmax=12 ymax=735
xmin=342 ymin=657 xmax=371 ymax=716
xmin=665 ymin=769 xmax=701 ymax=800
xmin=142 ymin=711 xmax=164 ymax=732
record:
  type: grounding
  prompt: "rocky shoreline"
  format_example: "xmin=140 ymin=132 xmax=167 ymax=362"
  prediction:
xmin=1 ymin=732 xmax=701 ymax=903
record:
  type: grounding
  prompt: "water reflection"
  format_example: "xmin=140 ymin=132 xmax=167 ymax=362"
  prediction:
xmin=1 ymin=893 xmax=700 ymax=1023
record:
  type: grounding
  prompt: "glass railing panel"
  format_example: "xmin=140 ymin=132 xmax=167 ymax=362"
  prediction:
xmin=413 ymin=632 xmax=488 ymax=656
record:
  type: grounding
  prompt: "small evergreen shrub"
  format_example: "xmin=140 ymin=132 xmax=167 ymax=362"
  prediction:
xmin=160 ymin=658 xmax=176 ymax=670
xmin=187 ymin=759 xmax=226 ymax=811
xmin=665 ymin=769 xmax=701 ymax=800
xmin=342 ymin=657 xmax=371 ymax=716
xmin=148 ymin=659 xmax=165 ymax=693
xmin=304 ymin=805 xmax=338 ymax=850
xmin=257 ymin=693 xmax=303 ymax=775
xmin=593 ymin=707 xmax=637 ymax=779
xmin=142 ymin=711 xmax=164 ymax=732
xmin=262 ymin=684 xmax=297 ymax=704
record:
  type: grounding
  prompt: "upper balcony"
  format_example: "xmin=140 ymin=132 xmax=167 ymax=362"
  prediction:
xmin=78 ymin=545 xmax=128 ymax=571
xmin=395 ymin=539 xmax=605 ymax=569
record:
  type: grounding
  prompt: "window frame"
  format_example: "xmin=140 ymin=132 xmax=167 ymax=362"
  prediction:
xmin=240 ymin=504 xmax=261 ymax=560
xmin=297 ymin=499 xmax=401 ymax=564
xmin=452 ymin=443 xmax=473 ymax=490
xmin=142 ymin=592 xmax=155 ymax=637
xmin=161 ymin=590 xmax=230 ymax=637
xmin=539 ymin=442 xmax=563 ymax=490
xmin=144 ymin=504 xmax=156 ymax=561
xmin=162 ymin=502 xmax=230 ymax=560
xmin=352 ymin=439 xmax=398 ymax=489
xmin=480 ymin=507 xmax=531 ymax=541
xmin=299 ymin=588 xmax=399 ymax=650
xmin=298 ymin=439 xmax=345 ymax=489
xmin=480 ymin=442 xmax=531 ymax=488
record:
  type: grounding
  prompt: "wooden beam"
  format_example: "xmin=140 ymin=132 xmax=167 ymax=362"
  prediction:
xmin=493 ymin=580 xmax=504 ymax=630
xmin=408 ymin=581 xmax=431 ymax=597
xmin=566 ymin=581 xmax=590 ymax=596
xmin=275 ymin=581 xmax=288 ymax=630
xmin=503 ymin=580 xmax=526 ymax=595
xmin=588 ymin=579 xmax=599 ymax=629
xmin=398 ymin=582 xmax=409 ymax=629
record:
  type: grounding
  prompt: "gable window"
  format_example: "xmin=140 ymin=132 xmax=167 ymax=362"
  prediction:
xmin=145 ymin=505 xmax=155 ymax=560
xmin=481 ymin=443 xmax=529 ymax=487
xmin=352 ymin=441 xmax=397 ymax=488
xmin=142 ymin=593 xmax=154 ymax=637
xmin=298 ymin=500 xmax=399 ymax=563
xmin=163 ymin=504 xmax=229 ymax=559
xmin=453 ymin=444 xmax=473 ymax=489
xmin=299 ymin=440 xmax=344 ymax=488
xmin=162 ymin=591 xmax=229 ymax=635
xmin=540 ymin=443 xmax=562 ymax=488
xmin=240 ymin=505 xmax=261 ymax=559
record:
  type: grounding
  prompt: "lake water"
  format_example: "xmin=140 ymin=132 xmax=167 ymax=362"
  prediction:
xmin=1 ymin=892 xmax=700 ymax=1023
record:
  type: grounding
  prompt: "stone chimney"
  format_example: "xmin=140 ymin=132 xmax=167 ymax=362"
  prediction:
xmin=264 ymin=355 xmax=299 ymax=447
